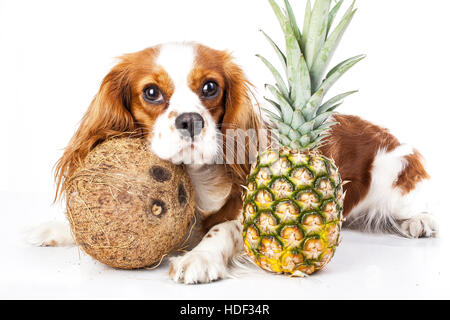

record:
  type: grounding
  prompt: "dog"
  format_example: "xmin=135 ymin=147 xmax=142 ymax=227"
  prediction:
xmin=28 ymin=42 xmax=437 ymax=284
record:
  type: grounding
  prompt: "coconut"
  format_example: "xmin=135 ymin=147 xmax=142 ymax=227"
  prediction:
xmin=65 ymin=136 xmax=195 ymax=269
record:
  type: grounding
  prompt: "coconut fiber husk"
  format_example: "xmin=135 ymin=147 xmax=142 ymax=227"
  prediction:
xmin=65 ymin=136 xmax=195 ymax=269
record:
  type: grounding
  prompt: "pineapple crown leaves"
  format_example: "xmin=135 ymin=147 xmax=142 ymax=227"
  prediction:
xmin=259 ymin=0 xmax=365 ymax=150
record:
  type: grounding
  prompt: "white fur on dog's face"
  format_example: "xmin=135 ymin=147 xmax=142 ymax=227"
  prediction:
xmin=149 ymin=43 xmax=221 ymax=165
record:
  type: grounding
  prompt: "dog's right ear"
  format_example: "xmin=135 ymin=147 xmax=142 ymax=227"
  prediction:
xmin=54 ymin=59 xmax=136 ymax=201
xmin=220 ymin=53 xmax=263 ymax=184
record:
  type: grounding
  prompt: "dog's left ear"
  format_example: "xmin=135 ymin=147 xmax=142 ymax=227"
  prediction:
xmin=221 ymin=58 xmax=258 ymax=132
xmin=221 ymin=55 xmax=262 ymax=182
xmin=54 ymin=58 xmax=136 ymax=201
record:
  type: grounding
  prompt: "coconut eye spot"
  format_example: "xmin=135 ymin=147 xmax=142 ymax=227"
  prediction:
xmin=150 ymin=166 xmax=172 ymax=182
xmin=149 ymin=199 xmax=166 ymax=217
xmin=178 ymin=183 xmax=188 ymax=207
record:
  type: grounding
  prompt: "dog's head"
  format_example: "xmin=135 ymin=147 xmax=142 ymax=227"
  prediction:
xmin=55 ymin=43 xmax=261 ymax=198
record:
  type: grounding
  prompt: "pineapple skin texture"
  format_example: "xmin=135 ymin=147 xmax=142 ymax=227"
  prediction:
xmin=242 ymin=147 xmax=344 ymax=275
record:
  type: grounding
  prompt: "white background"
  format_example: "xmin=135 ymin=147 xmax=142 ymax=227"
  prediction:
xmin=0 ymin=0 xmax=449 ymax=299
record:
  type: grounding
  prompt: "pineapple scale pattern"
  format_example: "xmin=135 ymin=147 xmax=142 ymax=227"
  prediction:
xmin=242 ymin=148 xmax=344 ymax=275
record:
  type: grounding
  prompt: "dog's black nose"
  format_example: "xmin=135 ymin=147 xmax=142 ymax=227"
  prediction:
xmin=175 ymin=112 xmax=205 ymax=138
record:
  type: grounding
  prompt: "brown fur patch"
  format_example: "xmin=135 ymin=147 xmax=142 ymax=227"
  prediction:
xmin=232 ymin=236 xmax=239 ymax=248
xmin=192 ymin=46 xmax=263 ymax=231
xmin=190 ymin=45 xmax=228 ymax=122
xmin=168 ymin=111 xmax=178 ymax=119
xmin=192 ymin=46 xmax=263 ymax=233
xmin=202 ymin=192 xmax=243 ymax=231
xmin=320 ymin=114 xmax=401 ymax=216
xmin=394 ymin=150 xmax=430 ymax=194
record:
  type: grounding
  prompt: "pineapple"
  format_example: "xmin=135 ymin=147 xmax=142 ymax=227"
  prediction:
xmin=242 ymin=0 xmax=364 ymax=276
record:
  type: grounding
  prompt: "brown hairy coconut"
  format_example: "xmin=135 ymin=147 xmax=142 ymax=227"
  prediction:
xmin=65 ymin=136 xmax=195 ymax=269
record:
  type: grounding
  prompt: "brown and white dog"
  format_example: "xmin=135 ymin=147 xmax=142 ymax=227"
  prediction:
xmin=28 ymin=42 xmax=437 ymax=284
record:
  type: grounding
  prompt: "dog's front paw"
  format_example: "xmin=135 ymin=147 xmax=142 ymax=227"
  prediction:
xmin=400 ymin=213 xmax=438 ymax=238
xmin=169 ymin=251 xmax=227 ymax=284
xmin=24 ymin=221 xmax=75 ymax=247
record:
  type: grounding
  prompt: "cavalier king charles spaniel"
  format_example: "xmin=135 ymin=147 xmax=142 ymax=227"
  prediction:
xmin=29 ymin=42 xmax=437 ymax=284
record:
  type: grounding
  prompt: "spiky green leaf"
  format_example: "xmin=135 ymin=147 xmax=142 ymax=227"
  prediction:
xmin=302 ymin=0 xmax=312 ymax=54
xmin=274 ymin=120 xmax=292 ymax=136
xmin=327 ymin=0 xmax=344 ymax=36
xmin=292 ymin=51 xmax=311 ymax=110
xmin=269 ymin=0 xmax=311 ymax=109
xmin=309 ymin=133 xmax=332 ymax=149
xmin=320 ymin=54 xmax=366 ymax=95
xmin=267 ymin=115 xmax=282 ymax=127
xmin=283 ymin=0 xmax=303 ymax=52
xmin=285 ymin=26 xmax=311 ymax=109
xmin=265 ymin=83 xmax=283 ymax=100
xmin=310 ymin=3 xmax=356 ymax=90
xmin=326 ymin=54 xmax=365 ymax=79
xmin=291 ymin=110 xmax=306 ymax=129
xmin=269 ymin=0 xmax=288 ymax=32
xmin=322 ymin=102 xmax=342 ymax=113
xmin=288 ymin=128 xmax=301 ymax=141
xmin=260 ymin=30 xmax=287 ymax=70
xmin=317 ymin=90 xmax=358 ymax=114
xmin=266 ymin=84 xmax=294 ymax=124
xmin=290 ymin=53 xmax=311 ymax=109
xmin=262 ymin=106 xmax=282 ymax=122
xmin=259 ymin=0 xmax=364 ymax=152
xmin=278 ymin=132 xmax=293 ymax=146
xmin=302 ymin=88 xmax=325 ymax=121
xmin=298 ymin=119 xmax=315 ymax=135
xmin=257 ymin=54 xmax=289 ymax=99
xmin=313 ymin=111 xmax=334 ymax=129
xmin=304 ymin=0 xmax=331 ymax=68
xmin=264 ymin=97 xmax=282 ymax=112
xmin=310 ymin=121 xmax=338 ymax=139
xmin=299 ymin=134 xmax=311 ymax=147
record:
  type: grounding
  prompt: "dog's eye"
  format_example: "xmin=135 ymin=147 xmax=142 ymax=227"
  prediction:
xmin=201 ymin=81 xmax=219 ymax=98
xmin=143 ymin=85 xmax=164 ymax=104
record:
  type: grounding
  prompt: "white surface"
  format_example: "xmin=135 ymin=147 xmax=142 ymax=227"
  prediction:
xmin=1 ymin=0 xmax=450 ymax=299
xmin=1 ymin=192 xmax=449 ymax=300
